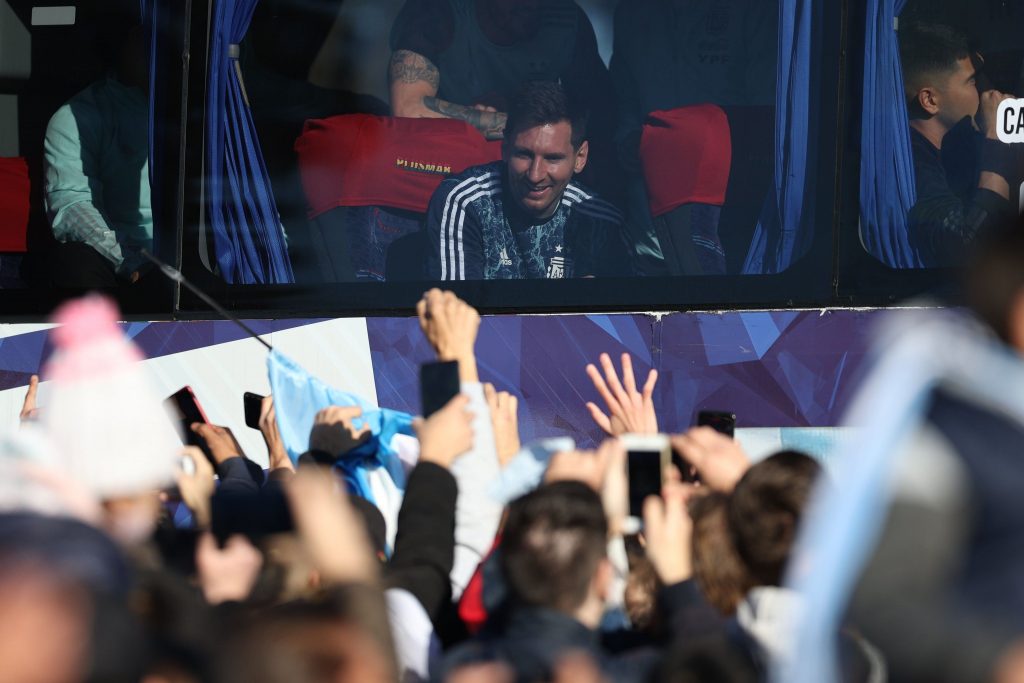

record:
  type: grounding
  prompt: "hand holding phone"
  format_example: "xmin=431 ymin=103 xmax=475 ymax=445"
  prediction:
xmin=243 ymin=392 xmax=265 ymax=430
xmin=165 ymin=386 xmax=215 ymax=463
xmin=622 ymin=433 xmax=671 ymax=522
xmin=420 ymin=361 xmax=461 ymax=418
xmin=697 ymin=410 xmax=736 ymax=438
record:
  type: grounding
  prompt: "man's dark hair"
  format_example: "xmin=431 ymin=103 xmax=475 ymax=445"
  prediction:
xmin=727 ymin=450 xmax=821 ymax=587
xmin=898 ymin=22 xmax=971 ymax=100
xmin=501 ymin=481 xmax=607 ymax=613
xmin=504 ymin=80 xmax=588 ymax=149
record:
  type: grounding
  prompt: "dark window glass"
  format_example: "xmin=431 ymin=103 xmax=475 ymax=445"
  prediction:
xmin=179 ymin=0 xmax=847 ymax=315
xmin=0 ymin=0 xmax=180 ymax=316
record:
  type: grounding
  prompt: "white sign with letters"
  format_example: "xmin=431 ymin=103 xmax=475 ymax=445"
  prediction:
xmin=997 ymin=98 xmax=1024 ymax=143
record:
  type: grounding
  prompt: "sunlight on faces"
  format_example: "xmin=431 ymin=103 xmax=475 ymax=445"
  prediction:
xmin=504 ymin=121 xmax=588 ymax=220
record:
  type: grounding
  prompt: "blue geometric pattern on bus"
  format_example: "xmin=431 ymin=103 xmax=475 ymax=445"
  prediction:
xmin=367 ymin=309 xmax=874 ymax=448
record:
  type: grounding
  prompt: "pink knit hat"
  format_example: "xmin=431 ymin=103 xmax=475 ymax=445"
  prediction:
xmin=41 ymin=295 xmax=178 ymax=498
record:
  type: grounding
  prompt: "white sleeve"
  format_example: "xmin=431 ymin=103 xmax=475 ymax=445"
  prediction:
xmin=386 ymin=588 xmax=442 ymax=683
xmin=448 ymin=381 xmax=503 ymax=599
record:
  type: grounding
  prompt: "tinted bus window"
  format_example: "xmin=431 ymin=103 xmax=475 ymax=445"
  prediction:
xmin=179 ymin=0 xmax=849 ymax=315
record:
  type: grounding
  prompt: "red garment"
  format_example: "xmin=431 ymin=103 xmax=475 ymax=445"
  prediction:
xmin=458 ymin=531 xmax=503 ymax=635
xmin=639 ymin=105 xmax=732 ymax=218
xmin=295 ymin=114 xmax=503 ymax=218
xmin=0 ymin=157 xmax=30 ymax=252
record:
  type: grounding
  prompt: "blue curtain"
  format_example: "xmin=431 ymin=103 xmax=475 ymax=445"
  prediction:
xmin=206 ymin=0 xmax=294 ymax=284
xmin=859 ymin=0 xmax=921 ymax=268
xmin=743 ymin=0 xmax=815 ymax=274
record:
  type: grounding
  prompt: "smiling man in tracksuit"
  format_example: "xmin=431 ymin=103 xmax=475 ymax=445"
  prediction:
xmin=424 ymin=81 xmax=632 ymax=281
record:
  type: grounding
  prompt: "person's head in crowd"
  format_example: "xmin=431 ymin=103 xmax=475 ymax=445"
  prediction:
xmin=899 ymin=23 xmax=978 ymax=132
xmin=501 ymin=481 xmax=611 ymax=628
xmin=624 ymin=547 xmax=661 ymax=631
xmin=502 ymin=81 xmax=589 ymax=220
xmin=966 ymin=225 xmax=1024 ymax=350
xmin=41 ymin=295 xmax=179 ymax=547
xmin=690 ymin=493 xmax=751 ymax=616
xmin=688 ymin=451 xmax=820 ymax=614
xmin=218 ymin=586 xmax=398 ymax=683
xmin=727 ymin=450 xmax=821 ymax=588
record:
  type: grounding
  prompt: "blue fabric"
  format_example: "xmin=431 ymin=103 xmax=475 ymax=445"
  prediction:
xmin=206 ymin=0 xmax=294 ymax=284
xmin=777 ymin=310 xmax=1024 ymax=682
xmin=266 ymin=350 xmax=414 ymax=503
xmin=743 ymin=0 xmax=813 ymax=274
xmin=859 ymin=0 xmax=921 ymax=268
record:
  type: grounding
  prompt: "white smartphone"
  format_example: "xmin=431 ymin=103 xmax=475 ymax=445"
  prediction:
xmin=621 ymin=433 xmax=671 ymax=531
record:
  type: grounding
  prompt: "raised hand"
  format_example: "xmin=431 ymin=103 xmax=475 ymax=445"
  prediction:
xmin=191 ymin=423 xmax=245 ymax=466
xmin=19 ymin=375 xmax=39 ymax=424
xmin=285 ymin=467 xmax=378 ymax=585
xmin=177 ymin=446 xmax=215 ymax=528
xmin=258 ymin=395 xmax=292 ymax=472
xmin=416 ymin=289 xmax=481 ymax=382
xmin=308 ymin=406 xmax=372 ymax=459
xmin=670 ymin=427 xmax=750 ymax=493
xmin=544 ymin=439 xmax=619 ymax=493
xmin=413 ymin=394 xmax=474 ymax=469
xmin=642 ymin=478 xmax=697 ymax=585
xmin=195 ymin=532 xmax=263 ymax=604
xmin=484 ymin=383 xmax=520 ymax=467
xmin=585 ymin=353 xmax=658 ymax=436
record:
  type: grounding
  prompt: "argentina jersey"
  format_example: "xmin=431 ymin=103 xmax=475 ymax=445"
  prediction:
xmin=425 ymin=161 xmax=631 ymax=280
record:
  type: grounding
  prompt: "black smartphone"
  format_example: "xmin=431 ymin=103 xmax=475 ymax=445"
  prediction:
xmin=243 ymin=392 xmax=265 ymax=430
xmin=623 ymin=434 xmax=670 ymax=519
xmin=698 ymin=410 xmax=736 ymax=438
xmin=420 ymin=360 xmax=460 ymax=418
xmin=165 ymin=386 xmax=214 ymax=462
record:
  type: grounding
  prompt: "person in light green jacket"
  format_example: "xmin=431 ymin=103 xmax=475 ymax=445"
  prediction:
xmin=43 ymin=19 xmax=151 ymax=288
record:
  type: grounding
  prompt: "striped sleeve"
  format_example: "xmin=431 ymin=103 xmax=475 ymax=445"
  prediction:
xmin=426 ymin=170 xmax=499 ymax=280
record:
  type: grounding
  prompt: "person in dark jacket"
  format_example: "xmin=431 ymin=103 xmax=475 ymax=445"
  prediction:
xmin=899 ymin=22 xmax=1017 ymax=267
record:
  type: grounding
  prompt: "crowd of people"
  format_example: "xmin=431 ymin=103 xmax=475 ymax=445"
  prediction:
xmin=6 ymin=226 xmax=1024 ymax=683
xmin=0 ymin=280 xmax=825 ymax=683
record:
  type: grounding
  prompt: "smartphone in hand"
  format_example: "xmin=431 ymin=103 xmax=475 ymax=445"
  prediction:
xmin=697 ymin=410 xmax=736 ymax=438
xmin=623 ymin=433 xmax=671 ymax=521
xmin=243 ymin=392 xmax=265 ymax=430
xmin=165 ymin=386 xmax=214 ymax=463
xmin=420 ymin=361 xmax=460 ymax=418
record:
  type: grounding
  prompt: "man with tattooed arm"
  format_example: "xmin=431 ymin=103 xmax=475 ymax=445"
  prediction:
xmin=387 ymin=0 xmax=614 ymax=145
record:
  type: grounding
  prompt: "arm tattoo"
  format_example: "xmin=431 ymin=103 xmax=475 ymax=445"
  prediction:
xmin=389 ymin=49 xmax=440 ymax=89
xmin=424 ymin=96 xmax=508 ymax=140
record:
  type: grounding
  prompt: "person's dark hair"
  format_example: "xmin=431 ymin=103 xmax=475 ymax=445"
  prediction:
xmin=690 ymin=493 xmax=751 ymax=615
xmin=501 ymin=481 xmax=607 ymax=613
xmin=966 ymin=225 xmax=1024 ymax=344
xmin=898 ymin=23 xmax=971 ymax=100
xmin=727 ymin=450 xmax=821 ymax=587
xmin=503 ymin=80 xmax=588 ymax=149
